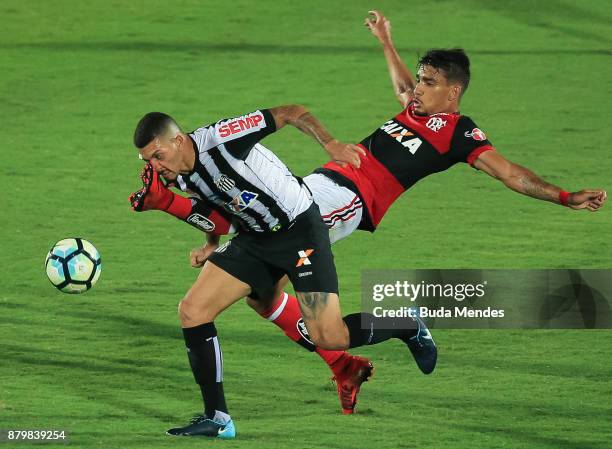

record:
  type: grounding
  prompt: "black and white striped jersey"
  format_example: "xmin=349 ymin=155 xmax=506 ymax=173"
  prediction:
xmin=176 ymin=109 xmax=312 ymax=233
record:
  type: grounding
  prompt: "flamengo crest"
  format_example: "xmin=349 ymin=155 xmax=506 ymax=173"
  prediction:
xmin=426 ymin=117 xmax=447 ymax=132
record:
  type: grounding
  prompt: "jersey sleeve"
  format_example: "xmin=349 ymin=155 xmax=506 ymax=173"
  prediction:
xmin=188 ymin=197 xmax=235 ymax=236
xmin=448 ymin=116 xmax=495 ymax=165
xmin=191 ymin=109 xmax=277 ymax=159
xmin=169 ymin=179 xmax=235 ymax=235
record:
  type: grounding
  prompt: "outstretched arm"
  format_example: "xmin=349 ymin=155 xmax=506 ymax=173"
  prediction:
xmin=473 ymin=151 xmax=607 ymax=211
xmin=365 ymin=10 xmax=415 ymax=108
xmin=268 ymin=105 xmax=365 ymax=168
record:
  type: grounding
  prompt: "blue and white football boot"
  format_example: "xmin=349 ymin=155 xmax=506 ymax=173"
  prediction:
xmin=404 ymin=308 xmax=437 ymax=374
xmin=166 ymin=414 xmax=236 ymax=439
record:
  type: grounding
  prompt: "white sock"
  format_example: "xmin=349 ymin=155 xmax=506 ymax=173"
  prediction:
xmin=213 ymin=410 xmax=231 ymax=425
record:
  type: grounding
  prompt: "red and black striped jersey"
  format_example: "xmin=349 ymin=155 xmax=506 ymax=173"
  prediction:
xmin=319 ymin=103 xmax=495 ymax=230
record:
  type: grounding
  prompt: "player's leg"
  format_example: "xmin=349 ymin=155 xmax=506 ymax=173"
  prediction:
xmin=253 ymin=173 xmax=372 ymax=361
xmin=179 ymin=261 xmax=250 ymax=325
xmin=293 ymin=292 xmax=348 ymax=349
xmin=228 ymin=171 xmax=367 ymax=358
xmin=246 ymin=277 xmax=317 ymax=351
xmin=168 ymin=249 xmax=262 ymax=439
xmin=295 ymin=289 xmax=436 ymax=374
xmin=289 ymin=206 xmax=437 ymax=373
xmin=305 ymin=175 xmax=437 ymax=373
xmin=248 ymin=286 xmax=346 ymax=363
xmin=247 ymin=280 xmax=373 ymax=414
xmin=247 ymin=277 xmax=342 ymax=356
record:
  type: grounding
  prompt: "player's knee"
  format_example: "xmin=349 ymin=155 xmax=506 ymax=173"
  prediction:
xmin=178 ymin=295 xmax=216 ymax=326
xmin=178 ymin=298 xmax=195 ymax=324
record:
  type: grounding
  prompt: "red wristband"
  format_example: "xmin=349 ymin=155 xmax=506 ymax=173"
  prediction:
xmin=559 ymin=190 xmax=570 ymax=207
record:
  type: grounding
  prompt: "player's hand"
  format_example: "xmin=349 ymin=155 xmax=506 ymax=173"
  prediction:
xmin=567 ymin=189 xmax=607 ymax=211
xmin=324 ymin=139 xmax=366 ymax=168
xmin=364 ymin=10 xmax=392 ymax=44
xmin=128 ymin=163 xmax=174 ymax=212
xmin=190 ymin=244 xmax=218 ymax=268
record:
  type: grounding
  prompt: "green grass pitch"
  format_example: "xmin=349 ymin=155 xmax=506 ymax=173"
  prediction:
xmin=2 ymin=1 xmax=611 ymax=448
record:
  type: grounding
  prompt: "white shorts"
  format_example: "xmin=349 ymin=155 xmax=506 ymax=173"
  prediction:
xmin=303 ymin=173 xmax=363 ymax=244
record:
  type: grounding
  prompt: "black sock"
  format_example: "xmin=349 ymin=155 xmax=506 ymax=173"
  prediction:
xmin=182 ymin=322 xmax=228 ymax=418
xmin=343 ymin=313 xmax=416 ymax=349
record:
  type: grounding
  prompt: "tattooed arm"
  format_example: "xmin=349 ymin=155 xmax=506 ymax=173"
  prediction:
xmin=473 ymin=150 xmax=607 ymax=211
xmin=268 ymin=105 xmax=365 ymax=168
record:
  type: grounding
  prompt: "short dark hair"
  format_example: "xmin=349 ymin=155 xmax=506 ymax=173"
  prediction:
xmin=418 ymin=49 xmax=471 ymax=95
xmin=133 ymin=112 xmax=179 ymax=148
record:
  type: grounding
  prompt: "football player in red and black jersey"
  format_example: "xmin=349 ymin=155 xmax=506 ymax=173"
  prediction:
xmin=129 ymin=10 xmax=607 ymax=417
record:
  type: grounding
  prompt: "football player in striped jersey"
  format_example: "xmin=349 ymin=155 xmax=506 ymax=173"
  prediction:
xmin=132 ymin=100 xmax=443 ymax=437
xmin=131 ymin=162 xmax=377 ymax=416
xmin=133 ymin=105 xmax=375 ymax=437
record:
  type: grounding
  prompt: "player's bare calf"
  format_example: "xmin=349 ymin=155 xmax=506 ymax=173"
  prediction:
xmin=296 ymin=291 xmax=350 ymax=350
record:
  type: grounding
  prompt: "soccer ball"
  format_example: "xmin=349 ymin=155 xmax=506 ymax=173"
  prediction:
xmin=45 ymin=238 xmax=102 ymax=294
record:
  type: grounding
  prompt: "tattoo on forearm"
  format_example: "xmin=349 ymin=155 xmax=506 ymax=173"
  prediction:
xmin=293 ymin=112 xmax=333 ymax=146
xmin=296 ymin=292 xmax=329 ymax=320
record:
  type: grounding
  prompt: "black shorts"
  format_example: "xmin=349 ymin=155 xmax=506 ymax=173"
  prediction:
xmin=208 ymin=203 xmax=338 ymax=296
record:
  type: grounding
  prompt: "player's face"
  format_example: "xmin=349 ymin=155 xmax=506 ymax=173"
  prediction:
xmin=412 ymin=65 xmax=459 ymax=115
xmin=138 ymin=137 xmax=183 ymax=178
